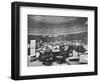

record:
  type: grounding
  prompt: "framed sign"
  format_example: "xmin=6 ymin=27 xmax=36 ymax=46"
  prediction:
xmin=11 ymin=1 xmax=98 ymax=80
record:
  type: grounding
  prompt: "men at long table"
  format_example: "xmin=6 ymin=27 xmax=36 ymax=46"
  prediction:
xmin=29 ymin=40 xmax=88 ymax=65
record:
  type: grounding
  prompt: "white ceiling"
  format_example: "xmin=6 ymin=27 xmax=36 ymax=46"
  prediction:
xmin=29 ymin=15 xmax=78 ymax=24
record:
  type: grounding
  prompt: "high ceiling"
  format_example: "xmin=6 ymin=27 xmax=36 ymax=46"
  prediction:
xmin=28 ymin=15 xmax=86 ymax=24
xmin=28 ymin=15 xmax=87 ymax=35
